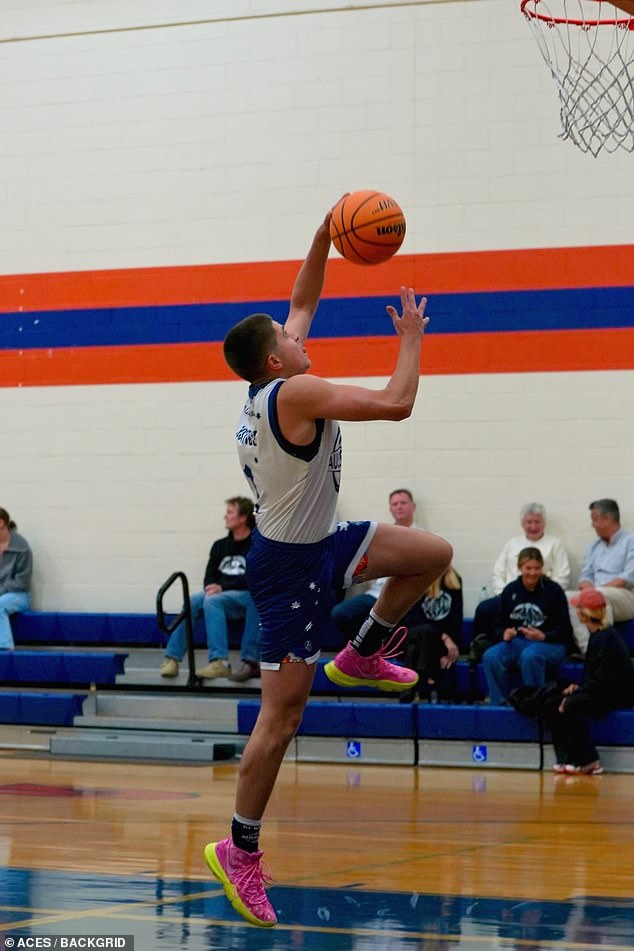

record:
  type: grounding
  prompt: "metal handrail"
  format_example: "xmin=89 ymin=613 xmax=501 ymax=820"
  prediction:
xmin=156 ymin=571 xmax=199 ymax=689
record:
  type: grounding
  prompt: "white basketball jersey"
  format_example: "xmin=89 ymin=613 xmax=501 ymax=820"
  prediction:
xmin=236 ymin=378 xmax=341 ymax=543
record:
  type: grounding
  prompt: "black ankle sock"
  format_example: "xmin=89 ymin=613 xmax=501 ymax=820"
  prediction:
xmin=231 ymin=815 xmax=261 ymax=853
xmin=351 ymin=609 xmax=394 ymax=657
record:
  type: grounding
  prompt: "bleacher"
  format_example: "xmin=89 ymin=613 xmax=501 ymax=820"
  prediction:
xmin=10 ymin=611 xmax=168 ymax=647
xmin=3 ymin=610 xmax=633 ymax=770
xmin=0 ymin=649 xmax=126 ymax=685
xmin=0 ymin=691 xmax=85 ymax=727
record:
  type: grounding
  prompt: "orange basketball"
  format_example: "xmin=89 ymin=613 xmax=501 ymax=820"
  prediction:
xmin=329 ymin=190 xmax=406 ymax=266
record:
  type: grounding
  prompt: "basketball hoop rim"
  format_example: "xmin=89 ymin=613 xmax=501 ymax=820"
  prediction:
xmin=521 ymin=0 xmax=634 ymax=27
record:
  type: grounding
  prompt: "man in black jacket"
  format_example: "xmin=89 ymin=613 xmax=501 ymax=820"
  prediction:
xmin=160 ymin=497 xmax=261 ymax=682
xmin=550 ymin=588 xmax=634 ymax=774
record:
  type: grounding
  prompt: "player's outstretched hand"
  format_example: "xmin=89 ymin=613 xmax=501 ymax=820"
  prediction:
xmin=386 ymin=287 xmax=429 ymax=338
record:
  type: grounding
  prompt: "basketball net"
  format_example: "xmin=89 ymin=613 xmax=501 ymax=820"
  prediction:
xmin=521 ymin=0 xmax=634 ymax=155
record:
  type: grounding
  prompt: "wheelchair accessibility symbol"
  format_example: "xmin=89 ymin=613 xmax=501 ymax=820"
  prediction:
xmin=472 ymin=744 xmax=488 ymax=763
xmin=346 ymin=740 xmax=362 ymax=759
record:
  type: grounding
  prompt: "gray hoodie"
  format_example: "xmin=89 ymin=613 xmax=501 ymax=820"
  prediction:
xmin=0 ymin=531 xmax=32 ymax=594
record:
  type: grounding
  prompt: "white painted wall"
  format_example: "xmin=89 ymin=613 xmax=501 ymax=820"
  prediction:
xmin=1 ymin=0 xmax=632 ymax=614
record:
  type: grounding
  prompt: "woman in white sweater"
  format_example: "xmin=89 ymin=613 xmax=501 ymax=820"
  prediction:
xmin=491 ymin=503 xmax=570 ymax=595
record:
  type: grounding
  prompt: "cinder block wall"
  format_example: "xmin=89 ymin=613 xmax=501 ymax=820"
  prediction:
xmin=1 ymin=1 xmax=632 ymax=613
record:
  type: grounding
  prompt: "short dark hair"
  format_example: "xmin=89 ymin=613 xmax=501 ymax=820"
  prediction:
xmin=517 ymin=546 xmax=543 ymax=566
xmin=223 ymin=313 xmax=277 ymax=383
xmin=589 ymin=498 xmax=620 ymax=522
xmin=389 ymin=488 xmax=414 ymax=502
xmin=226 ymin=495 xmax=255 ymax=530
xmin=0 ymin=507 xmax=16 ymax=530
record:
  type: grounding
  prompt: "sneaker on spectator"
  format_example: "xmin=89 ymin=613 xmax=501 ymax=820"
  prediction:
xmin=564 ymin=761 xmax=604 ymax=775
xmin=324 ymin=628 xmax=418 ymax=692
xmin=230 ymin=661 xmax=261 ymax=683
xmin=204 ymin=838 xmax=277 ymax=928
xmin=197 ymin=659 xmax=231 ymax=679
xmin=552 ymin=763 xmax=566 ymax=774
xmin=160 ymin=658 xmax=179 ymax=678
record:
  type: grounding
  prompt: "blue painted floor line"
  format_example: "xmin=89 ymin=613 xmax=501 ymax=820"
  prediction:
xmin=1 ymin=866 xmax=633 ymax=950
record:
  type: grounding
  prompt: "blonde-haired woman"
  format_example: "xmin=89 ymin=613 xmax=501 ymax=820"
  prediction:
xmin=550 ymin=588 xmax=634 ymax=775
xmin=398 ymin=565 xmax=463 ymax=703
xmin=0 ymin=507 xmax=32 ymax=650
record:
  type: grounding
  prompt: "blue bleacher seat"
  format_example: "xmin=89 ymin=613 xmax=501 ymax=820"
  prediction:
xmin=11 ymin=612 xmax=60 ymax=643
xmin=591 ymin=709 xmax=634 ymax=746
xmin=0 ymin=654 xmax=12 ymax=679
xmin=417 ymin=704 xmax=542 ymax=742
xmin=10 ymin=652 xmax=66 ymax=681
xmin=0 ymin=692 xmax=85 ymax=727
xmin=11 ymin=611 xmax=634 ymax=656
xmin=12 ymin=610 xmax=249 ymax=649
xmin=106 ymin=614 xmax=163 ymax=646
xmin=239 ymin=697 xmax=634 ymax=748
xmin=55 ymin=613 xmax=109 ymax=644
xmin=1 ymin=651 xmax=127 ymax=685
xmin=237 ymin=699 xmax=415 ymax=737
xmin=301 ymin=702 xmax=414 ymax=737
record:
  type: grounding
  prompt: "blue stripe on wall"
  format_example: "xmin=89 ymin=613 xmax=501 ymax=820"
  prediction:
xmin=0 ymin=286 xmax=633 ymax=351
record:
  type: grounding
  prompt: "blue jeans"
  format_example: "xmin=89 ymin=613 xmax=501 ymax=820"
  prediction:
xmin=482 ymin=636 xmax=566 ymax=706
xmin=0 ymin=592 xmax=31 ymax=649
xmin=165 ymin=589 xmax=260 ymax=663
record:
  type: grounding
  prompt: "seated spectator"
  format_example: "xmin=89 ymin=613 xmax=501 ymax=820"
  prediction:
xmin=567 ymin=499 xmax=634 ymax=655
xmin=398 ymin=565 xmax=463 ymax=703
xmin=482 ymin=547 xmax=576 ymax=706
xmin=330 ymin=488 xmax=419 ymax=644
xmin=160 ymin=497 xmax=261 ymax=682
xmin=471 ymin=503 xmax=571 ymax=659
xmin=0 ymin=507 xmax=32 ymax=651
xmin=549 ymin=589 xmax=634 ymax=775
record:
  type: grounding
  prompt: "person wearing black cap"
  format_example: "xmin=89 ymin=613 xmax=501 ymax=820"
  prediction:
xmin=550 ymin=588 xmax=634 ymax=775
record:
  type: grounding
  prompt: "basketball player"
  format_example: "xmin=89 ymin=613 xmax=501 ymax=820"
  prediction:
xmin=203 ymin=205 xmax=452 ymax=928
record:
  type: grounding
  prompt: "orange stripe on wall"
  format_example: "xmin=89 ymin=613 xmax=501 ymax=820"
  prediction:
xmin=310 ymin=327 xmax=634 ymax=377
xmin=0 ymin=342 xmax=234 ymax=387
xmin=0 ymin=327 xmax=632 ymax=388
xmin=1 ymin=245 xmax=634 ymax=311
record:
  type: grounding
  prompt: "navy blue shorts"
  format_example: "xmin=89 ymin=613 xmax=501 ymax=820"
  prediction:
xmin=247 ymin=520 xmax=377 ymax=667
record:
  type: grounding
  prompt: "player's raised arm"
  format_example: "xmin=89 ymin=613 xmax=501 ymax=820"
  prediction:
xmin=285 ymin=208 xmax=334 ymax=344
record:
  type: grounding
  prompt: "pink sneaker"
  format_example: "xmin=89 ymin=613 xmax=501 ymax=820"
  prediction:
xmin=203 ymin=838 xmax=277 ymax=928
xmin=324 ymin=628 xmax=418 ymax=692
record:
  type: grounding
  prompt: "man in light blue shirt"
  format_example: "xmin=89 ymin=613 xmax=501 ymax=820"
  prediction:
xmin=568 ymin=499 xmax=634 ymax=652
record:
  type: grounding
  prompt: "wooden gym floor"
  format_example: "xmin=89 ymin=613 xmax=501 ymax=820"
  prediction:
xmin=0 ymin=751 xmax=633 ymax=950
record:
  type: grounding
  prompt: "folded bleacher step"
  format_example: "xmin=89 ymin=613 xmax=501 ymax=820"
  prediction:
xmin=74 ymin=692 xmax=239 ymax=733
xmin=49 ymin=728 xmax=245 ymax=762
